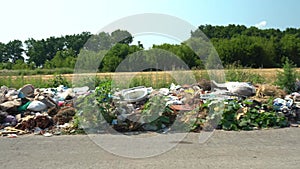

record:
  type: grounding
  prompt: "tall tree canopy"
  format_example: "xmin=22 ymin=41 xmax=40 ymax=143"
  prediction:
xmin=1 ymin=25 xmax=300 ymax=70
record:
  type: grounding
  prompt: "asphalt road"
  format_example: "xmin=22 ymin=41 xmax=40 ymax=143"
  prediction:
xmin=0 ymin=128 xmax=299 ymax=169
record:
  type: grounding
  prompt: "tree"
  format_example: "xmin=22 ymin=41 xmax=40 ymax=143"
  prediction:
xmin=6 ymin=40 xmax=24 ymax=63
xmin=0 ymin=42 xmax=8 ymax=62
xmin=44 ymin=49 xmax=76 ymax=68
xmin=25 ymin=38 xmax=47 ymax=67
xmin=101 ymin=44 xmax=142 ymax=72
xmin=64 ymin=32 xmax=91 ymax=55
xmin=280 ymin=34 xmax=300 ymax=66
xmin=152 ymin=43 xmax=201 ymax=69
xmin=110 ymin=29 xmax=133 ymax=45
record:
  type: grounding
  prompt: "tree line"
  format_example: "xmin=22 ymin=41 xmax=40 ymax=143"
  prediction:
xmin=1 ymin=24 xmax=300 ymax=71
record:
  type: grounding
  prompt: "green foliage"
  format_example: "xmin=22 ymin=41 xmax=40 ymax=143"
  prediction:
xmin=25 ymin=32 xmax=90 ymax=67
xmin=74 ymin=93 xmax=106 ymax=130
xmin=44 ymin=49 xmax=77 ymax=69
xmin=49 ymin=75 xmax=70 ymax=87
xmin=74 ymin=79 xmax=116 ymax=132
xmin=275 ymin=58 xmax=298 ymax=93
xmin=12 ymin=59 xmax=30 ymax=70
xmin=2 ymin=25 xmax=300 ymax=70
xmin=94 ymin=79 xmax=116 ymax=124
xmin=220 ymin=100 xmax=288 ymax=131
xmin=141 ymin=95 xmax=172 ymax=130
xmin=5 ymin=40 xmax=24 ymax=63
xmin=0 ymin=68 xmax=73 ymax=76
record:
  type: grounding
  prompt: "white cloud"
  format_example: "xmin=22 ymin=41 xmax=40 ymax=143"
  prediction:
xmin=255 ymin=21 xmax=267 ymax=28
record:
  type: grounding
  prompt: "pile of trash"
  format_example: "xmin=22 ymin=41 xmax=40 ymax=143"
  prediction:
xmin=0 ymin=84 xmax=90 ymax=137
xmin=1 ymin=79 xmax=300 ymax=137
xmin=78 ymin=79 xmax=299 ymax=133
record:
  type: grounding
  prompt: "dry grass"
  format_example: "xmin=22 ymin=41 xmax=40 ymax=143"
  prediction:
xmin=20 ymin=68 xmax=284 ymax=80
xmin=3 ymin=68 xmax=300 ymax=86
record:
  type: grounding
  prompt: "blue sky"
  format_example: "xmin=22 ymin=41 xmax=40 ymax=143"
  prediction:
xmin=1 ymin=0 xmax=299 ymax=45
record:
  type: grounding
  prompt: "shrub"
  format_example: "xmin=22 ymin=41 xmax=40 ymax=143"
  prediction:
xmin=275 ymin=58 xmax=298 ymax=93
xmin=49 ymin=75 xmax=70 ymax=87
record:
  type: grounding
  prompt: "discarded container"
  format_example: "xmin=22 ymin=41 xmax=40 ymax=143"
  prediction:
xmin=19 ymin=84 xmax=35 ymax=97
xmin=121 ymin=87 xmax=149 ymax=102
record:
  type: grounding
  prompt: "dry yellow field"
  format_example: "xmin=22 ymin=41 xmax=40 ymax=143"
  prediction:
xmin=6 ymin=68 xmax=300 ymax=84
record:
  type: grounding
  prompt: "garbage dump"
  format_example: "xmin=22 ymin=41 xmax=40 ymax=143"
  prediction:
xmin=0 ymin=84 xmax=87 ymax=137
xmin=0 ymin=80 xmax=299 ymax=137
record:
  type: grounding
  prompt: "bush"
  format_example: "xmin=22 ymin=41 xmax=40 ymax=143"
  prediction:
xmin=49 ymin=75 xmax=70 ymax=87
xmin=275 ymin=58 xmax=298 ymax=93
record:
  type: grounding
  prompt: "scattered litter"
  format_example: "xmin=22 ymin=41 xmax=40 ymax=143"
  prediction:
xmin=7 ymin=134 xmax=18 ymax=138
xmin=34 ymin=127 xmax=43 ymax=135
xmin=1 ymin=79 xmax=300 ymax=137
xmin=19 ymin=84 xmax=35 ymax=97
xmin=27 ymin=101 xmax=47 ymax=112
xmin=121 ymin=86 xmax=149 ymax=102
xmin=43 ymin=132 xmax=53 ymax=137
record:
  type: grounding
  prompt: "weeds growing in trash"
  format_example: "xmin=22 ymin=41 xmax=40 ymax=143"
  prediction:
xmin=73 ymin=77 xmax=290 ymax=134
xmin=141 ymin=95 xmax=172 ymax=130
xmin=219 ymin=99 xmax=288 ymax=131
xmin=75 ymin=80 xmax=116 ymax=132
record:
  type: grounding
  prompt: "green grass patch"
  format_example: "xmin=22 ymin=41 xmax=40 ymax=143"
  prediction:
xmin=0 ymin=68 xmax=74 ymax=76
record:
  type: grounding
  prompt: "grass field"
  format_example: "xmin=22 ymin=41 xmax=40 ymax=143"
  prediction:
xmin=1 ymin=68 xmax=299 ymax=89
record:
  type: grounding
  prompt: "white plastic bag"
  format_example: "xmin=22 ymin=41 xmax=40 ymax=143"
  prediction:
xmin=27 ymin=100 xmax=47 ymax=112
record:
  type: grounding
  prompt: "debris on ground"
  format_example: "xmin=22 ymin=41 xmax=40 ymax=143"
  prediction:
xmin=0 ymin=84 xmax=87 ymax=136
xmin=1 ymin=80 xmax=300 ymax=137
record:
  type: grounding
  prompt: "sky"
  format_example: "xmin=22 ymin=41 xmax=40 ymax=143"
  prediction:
xmin=1 ymin=0 xmax=300 ymax=46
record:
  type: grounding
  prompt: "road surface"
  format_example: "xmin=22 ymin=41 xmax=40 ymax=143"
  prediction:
xmin=0 ymin=128 xmax=299 ymax=169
